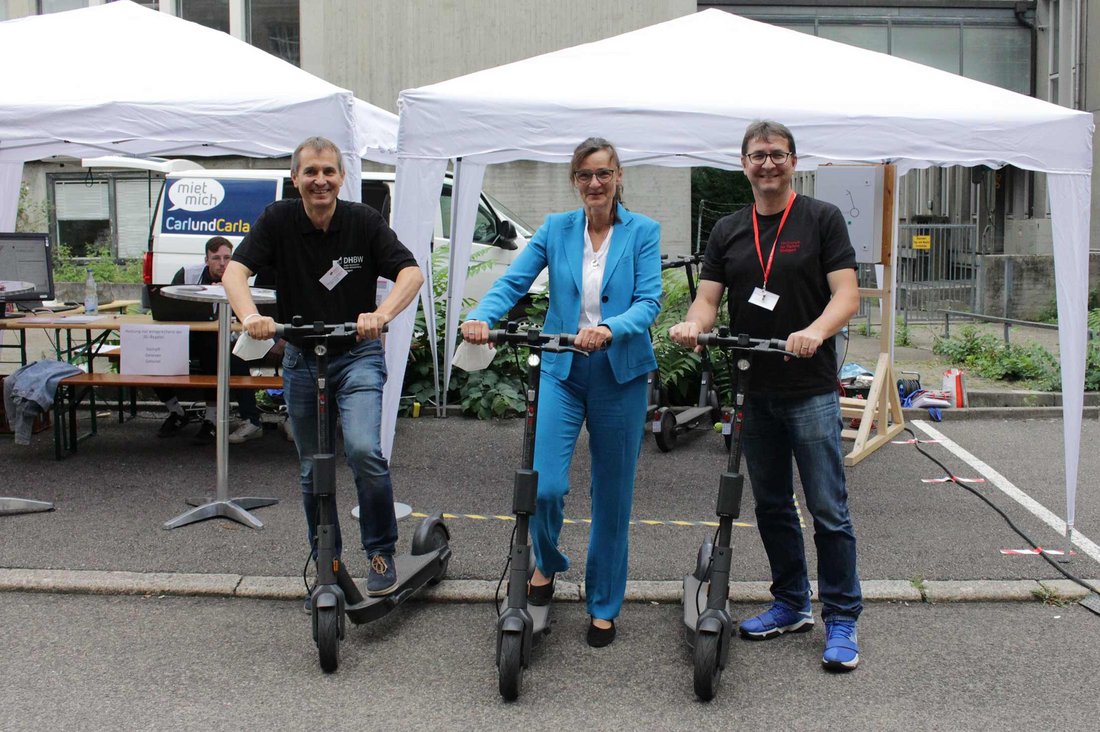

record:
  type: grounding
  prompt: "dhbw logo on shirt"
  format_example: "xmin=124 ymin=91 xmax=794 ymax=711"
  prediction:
xmin=336 ymin=255 xmax=364 ymax=272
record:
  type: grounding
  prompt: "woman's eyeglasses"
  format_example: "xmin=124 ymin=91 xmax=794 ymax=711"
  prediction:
xmin=744 ymin=151 xmax=794 ymax=166
xmin=574 ymin=168 xmax=616 ymax=183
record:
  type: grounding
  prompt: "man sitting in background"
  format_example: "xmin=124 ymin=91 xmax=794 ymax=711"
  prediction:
xmin=156 ymin=236 xmax=264 ymax=444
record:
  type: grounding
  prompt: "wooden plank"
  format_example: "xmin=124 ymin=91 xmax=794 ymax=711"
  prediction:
xmin=60 ymin=373 xmax=281 ymax=389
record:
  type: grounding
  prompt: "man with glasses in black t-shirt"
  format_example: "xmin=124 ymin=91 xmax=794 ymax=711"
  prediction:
xmin=223 ymin=136 xmax=423 ymax=599
xmin=669 ymin=120 xmax=863 ymax=671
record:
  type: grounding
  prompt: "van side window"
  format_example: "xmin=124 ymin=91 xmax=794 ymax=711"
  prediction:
xmin=439 ymin=187 xmax=500 ymax=245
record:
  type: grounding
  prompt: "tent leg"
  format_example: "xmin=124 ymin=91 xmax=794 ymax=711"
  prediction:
xmin=1060 ymin=524 xmax=1075 ymax=564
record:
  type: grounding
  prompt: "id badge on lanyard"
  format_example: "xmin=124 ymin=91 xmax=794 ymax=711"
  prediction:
xmin=749 ymin=191 xmax=796 ymax=311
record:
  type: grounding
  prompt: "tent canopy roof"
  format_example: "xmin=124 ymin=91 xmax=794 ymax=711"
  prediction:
xmin=0 ymin=0 xmax=396 ymax=164
xmin=398 ymin=9 xmax=1092 ymax=173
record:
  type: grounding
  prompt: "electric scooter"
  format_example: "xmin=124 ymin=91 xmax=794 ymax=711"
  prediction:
xmin=653 ymin=253 xmax=722 ymax=452
xmin=276 ymin=318 xmax=451 ymax=674
xmin=682 ymin=329 xmax=793 ymax=701
xmin=487 ymin=322 xmax=593 ymax=702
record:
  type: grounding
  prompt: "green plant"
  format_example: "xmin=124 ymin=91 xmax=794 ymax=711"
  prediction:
xmin=930 ymin=324 xmax=1087 ymax=391
xmin=894 ymin=322 xmax=912 ymax=347
xmin=52 ymin=243 xmax=143 ymax=284
xmin=401 ymin=248 xmax=530 ymax=418
xmin=854 ymin=321 xmax=873 ymax=337
xmin=16 ymin=181 xmax=49 ymax=232
xmin=1032 ymin=585 xmax=1071 ymax=607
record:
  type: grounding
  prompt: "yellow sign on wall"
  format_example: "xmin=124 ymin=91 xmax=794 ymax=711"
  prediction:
xmin=912 ymin=234 xmax=931 ymax=250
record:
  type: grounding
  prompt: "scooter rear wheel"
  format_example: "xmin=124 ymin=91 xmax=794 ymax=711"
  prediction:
xmin=654 ymin=409 xmax=677 ymax=453
xmin=693 ymin=630 xmax=723 ymax=701
xmin=317 ymin=607 xmax=340 ymax=674
xmin=498 ymin=632 xmax=524 ymax=701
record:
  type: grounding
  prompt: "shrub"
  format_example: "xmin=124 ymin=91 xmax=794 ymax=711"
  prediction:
xmin=401 ymin=249 xmax=530 ymax=418
xmin=53 ymin=243 xmax=143 ymax=284
xmin=931 ymin=324 xmax=1100 ymax=391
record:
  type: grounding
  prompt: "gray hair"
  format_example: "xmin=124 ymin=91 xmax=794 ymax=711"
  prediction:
xmin=741 ymin=120 xmax=797 ymax=156
xmin=570 ymin=136 xmax=624 ymax=209
xmin=291 ymin=136 xmax=345 ymax=175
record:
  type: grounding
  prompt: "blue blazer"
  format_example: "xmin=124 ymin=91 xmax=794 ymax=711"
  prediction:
xmin=467 ymin=203 xmax=662 ymax=384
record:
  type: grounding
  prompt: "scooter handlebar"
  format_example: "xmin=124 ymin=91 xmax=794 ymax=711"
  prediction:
xmin=486 ymin=327 xmax=609 ymax=354
xmin=274 ymin=321 xmax=387 ymax=338
xmin=696 ymin=331 xmax=795 ymax=357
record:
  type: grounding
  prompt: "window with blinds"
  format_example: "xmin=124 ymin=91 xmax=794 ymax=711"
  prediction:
xmin=50 ymin=174 xmax=162 ymax=258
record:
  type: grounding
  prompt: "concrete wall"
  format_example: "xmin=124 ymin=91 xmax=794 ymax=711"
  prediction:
xmin=1002 ymin=218 xmax=1054 ymax=256
xmin=301 ymin=0 xmax=695 ymax=254
xmin=979 ymin=252 xmax=1100 ymax=320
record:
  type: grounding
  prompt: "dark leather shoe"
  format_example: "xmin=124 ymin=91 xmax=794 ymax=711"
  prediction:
xmin=527 ymin=574 xmax=555 ymax=606
xmin=190 ymin=420 xmax=215 ymax=445
xmin=587 ymin=619 xmax=616 ymax=648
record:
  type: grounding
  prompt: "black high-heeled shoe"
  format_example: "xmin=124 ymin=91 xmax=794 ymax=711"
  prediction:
xmin=587 ymin=618 xmax=616 ymax=648
xmin=527 ymin=574 xmax=555 ymax=606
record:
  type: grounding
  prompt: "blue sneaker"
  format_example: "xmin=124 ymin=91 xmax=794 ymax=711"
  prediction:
xmin=822 ymin=619 xmax=859 ymax=671
xmin=367 ymin=553 xmax=398 ymax=597
xmin=739 ymin=602 xmax=814 ymax=640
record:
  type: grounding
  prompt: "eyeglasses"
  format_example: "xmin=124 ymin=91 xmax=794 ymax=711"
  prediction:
xmin=744 ymin=151 xmax=794 ymax=166
xmin=574 ymin=168 xmax=617 ymax=183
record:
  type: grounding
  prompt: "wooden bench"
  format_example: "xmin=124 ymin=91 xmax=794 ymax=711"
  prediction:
xmin=53 ymin=372 xmax=283 ymax=459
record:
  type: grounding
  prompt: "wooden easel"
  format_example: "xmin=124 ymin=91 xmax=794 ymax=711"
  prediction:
xmin=839 ymin=163 xmax=905 ymax=466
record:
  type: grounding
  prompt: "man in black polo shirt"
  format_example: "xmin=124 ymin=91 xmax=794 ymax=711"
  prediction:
xmin=670 ymin=120 xmax=862 ymax=671
xmin=222 ymin=136 xmax=424 ymax=598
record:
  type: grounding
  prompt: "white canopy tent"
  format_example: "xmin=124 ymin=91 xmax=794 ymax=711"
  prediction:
xmin=392 ymin=9 xmax=1094 ymax=545
xmin=0 ymin=0 xmax=399 ymax=230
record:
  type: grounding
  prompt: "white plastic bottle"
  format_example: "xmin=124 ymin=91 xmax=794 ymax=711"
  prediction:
xmin=83 ymin=268 xmax=98 ymax=314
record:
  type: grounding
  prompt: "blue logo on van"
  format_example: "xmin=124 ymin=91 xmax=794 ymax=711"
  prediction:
xmin=161 ymin=178 xmax=278 ymax=236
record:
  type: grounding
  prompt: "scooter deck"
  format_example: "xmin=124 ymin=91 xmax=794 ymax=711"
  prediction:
xmin=682 ymin=573 xmax=731 ymax=636
xmin=344 ymin=548 xmax=450 ymax=625
xmin=497 ymin=596 xmax=552 ymax=636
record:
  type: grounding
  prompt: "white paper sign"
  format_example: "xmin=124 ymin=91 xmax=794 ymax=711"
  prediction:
xmin=120 ymin=324 xmax=189 ymax=375
xmin=452 ymin=339 xmax=497 ymax=372
xmin=233 ymin=332 xmax=275 ymax=361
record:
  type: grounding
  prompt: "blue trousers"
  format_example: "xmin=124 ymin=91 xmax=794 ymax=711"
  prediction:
xmin=532 ymin=350 xmax=648 ymax=621
xmin=282 ymin=339 xmax=398 ymax=559
xmin=741 ymin=391 xmax=863 ymax=622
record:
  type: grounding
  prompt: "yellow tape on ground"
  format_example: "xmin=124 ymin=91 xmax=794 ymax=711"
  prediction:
xmin=411 ymin=512 xmax=755 ymax=528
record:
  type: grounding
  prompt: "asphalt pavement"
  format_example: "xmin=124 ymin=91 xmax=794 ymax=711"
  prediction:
xmin=3 ymin=325 xmax=1100 ymax=729
xmin=3 ymin=593 xmax=1100 ymax=731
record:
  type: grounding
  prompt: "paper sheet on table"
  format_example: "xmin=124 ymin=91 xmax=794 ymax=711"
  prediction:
xmin=19 ymin=315 xmax=106 ymax=324
xmin=452 ymin=340 xmax=497 ymax=372
xmin=232 ymin=332 xmax=275 ymax=361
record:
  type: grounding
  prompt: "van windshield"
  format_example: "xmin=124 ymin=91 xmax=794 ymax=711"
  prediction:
xmin=483 ymin=193 xmax=535 ymax=237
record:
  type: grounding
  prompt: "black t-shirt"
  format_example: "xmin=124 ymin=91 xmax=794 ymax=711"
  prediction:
xmin=700 ymin=195 xmax=856 ymax=398
xmin=233 ymin=199 xmax=417 ymax=345
xmin=170 ymin=265 xmax=213 ymax=285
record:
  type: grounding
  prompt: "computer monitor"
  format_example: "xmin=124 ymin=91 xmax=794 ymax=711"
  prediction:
xmin=0 ymin=232 xmax=55 ymax=308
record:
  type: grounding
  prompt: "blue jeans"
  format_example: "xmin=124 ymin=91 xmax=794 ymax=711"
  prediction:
xmin=532 ymin=349 xmax=648 ymax=621
xmin=282 ymin=339 xmax=398 ymax=558
xmin=742 ymin=391 xmax=862 ymax=622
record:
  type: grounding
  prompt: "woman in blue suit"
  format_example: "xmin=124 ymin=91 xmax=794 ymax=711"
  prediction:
xmin=462 ymin=137 xmax=662 ymax=647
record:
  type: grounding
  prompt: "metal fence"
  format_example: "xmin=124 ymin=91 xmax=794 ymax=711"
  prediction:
xmin=894 ymin=224 xmax=980 ymax=323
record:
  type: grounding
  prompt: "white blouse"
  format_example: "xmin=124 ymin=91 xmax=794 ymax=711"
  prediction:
xmin=580 ymin=218 xmax=613 ymax=330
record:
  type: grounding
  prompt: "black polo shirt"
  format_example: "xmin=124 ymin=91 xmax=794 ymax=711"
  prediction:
xmin=700 ymin=195 xmax=856 ymax=398
xmin=233 ymin=198 xmax=417 ymax=344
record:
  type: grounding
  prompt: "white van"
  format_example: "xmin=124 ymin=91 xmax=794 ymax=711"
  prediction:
xmin=82 ymin=157 xmax=544 ymax=304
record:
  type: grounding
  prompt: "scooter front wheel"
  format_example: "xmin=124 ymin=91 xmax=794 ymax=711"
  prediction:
xmin=316 ymin=607 xmax=341 ymax=674
xmin=692 ymin=630 xmax=723 ymax=701
xmin=498 ymin=631 xmax=524 ymax=701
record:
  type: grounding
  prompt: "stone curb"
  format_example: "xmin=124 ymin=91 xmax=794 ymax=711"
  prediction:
xmin=4 ymin=569 xmax=1094 ymax=604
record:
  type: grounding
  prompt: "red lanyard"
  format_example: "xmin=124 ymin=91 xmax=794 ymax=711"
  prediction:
xmin=751 ymin=191 xmax=796 ymax=291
